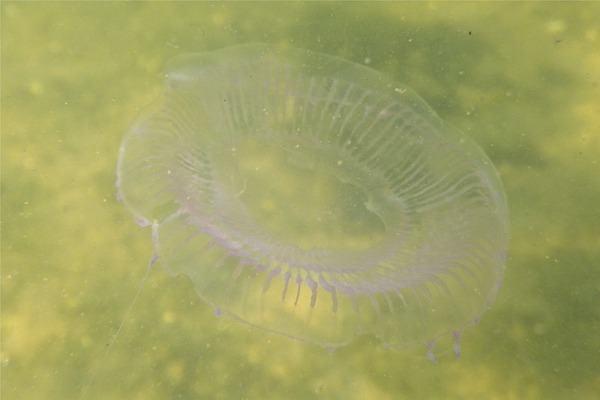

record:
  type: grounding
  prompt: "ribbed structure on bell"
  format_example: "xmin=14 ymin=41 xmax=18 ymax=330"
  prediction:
xmin=117 ymin=44 xmax=508 ymax=354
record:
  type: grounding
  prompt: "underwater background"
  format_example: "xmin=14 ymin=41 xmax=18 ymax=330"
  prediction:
xmin=2 ymin=2 xmax=599 ymax=399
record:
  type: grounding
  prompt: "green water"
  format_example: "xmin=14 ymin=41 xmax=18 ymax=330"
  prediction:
xmin=2 ymin=2 xmax=599 ymax=399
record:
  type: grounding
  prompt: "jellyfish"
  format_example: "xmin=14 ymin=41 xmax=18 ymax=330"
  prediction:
xmin=116 ymin=43 xmax=508 ymax=358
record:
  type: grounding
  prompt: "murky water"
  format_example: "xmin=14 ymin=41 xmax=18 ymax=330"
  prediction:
xmin=2 ymin=3 xmax=599 ymax=399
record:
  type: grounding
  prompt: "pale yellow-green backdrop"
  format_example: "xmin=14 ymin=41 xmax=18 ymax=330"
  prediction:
xmin=2 ymin=2 xmax=599 ymax=399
